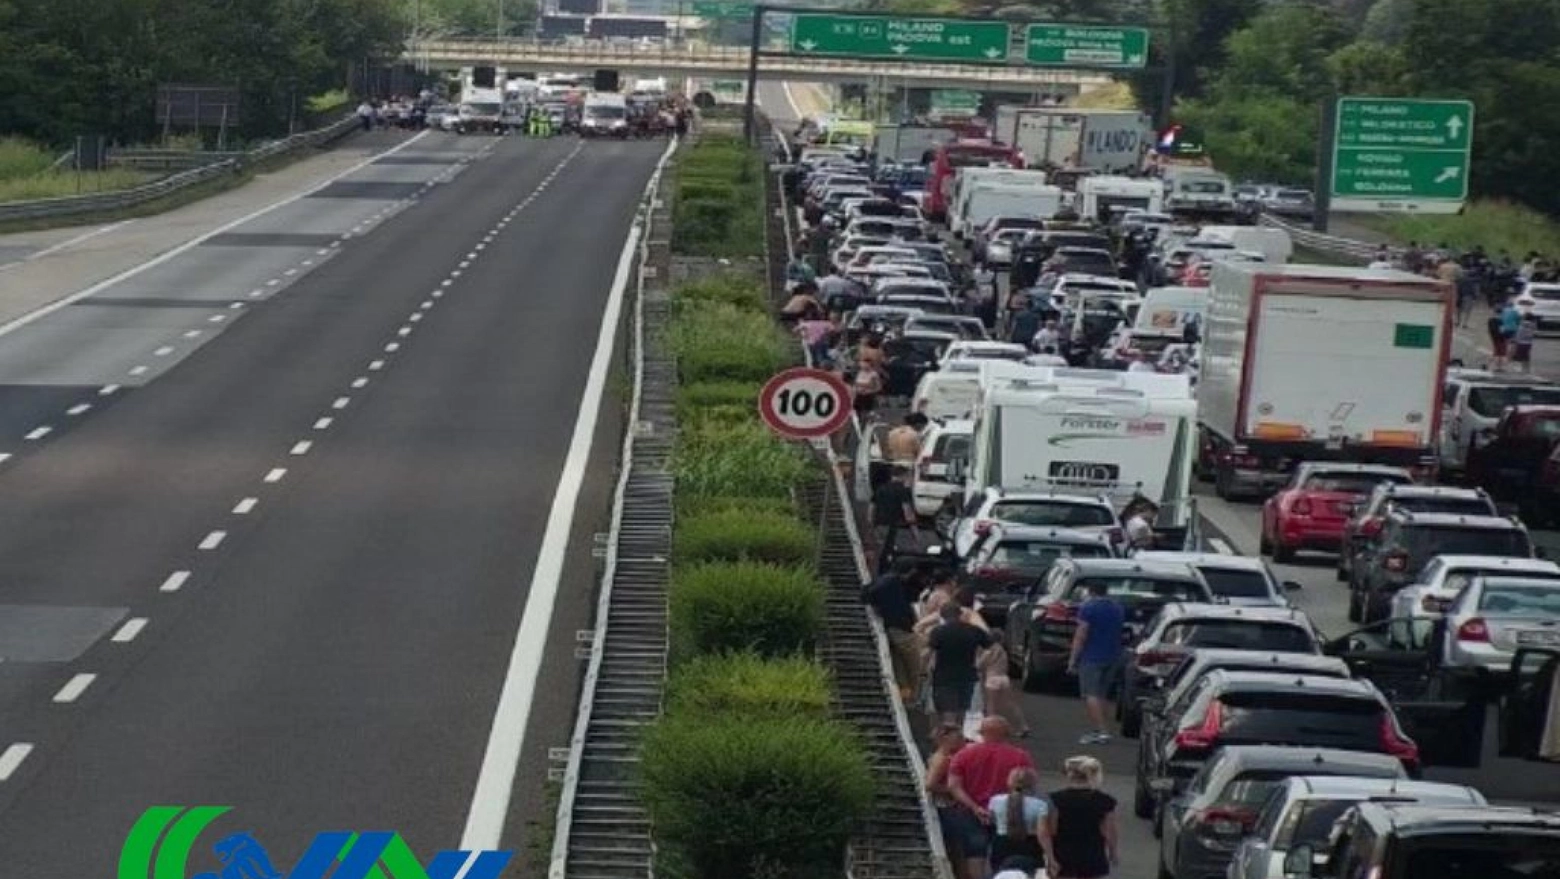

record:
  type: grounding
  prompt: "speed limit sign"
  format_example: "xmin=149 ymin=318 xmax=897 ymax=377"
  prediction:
xmin=757 ymin=367 xmax=852 ymax=440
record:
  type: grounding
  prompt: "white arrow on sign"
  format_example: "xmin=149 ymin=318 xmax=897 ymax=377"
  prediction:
xmin=798 ymin=39 xmax=817 ymax=50
xmin=983 ymin=47 xmax=1003 ymax=59
xmin=1446 ymin=115 xmax=1464 ymax=139
xmin=1125 ymin=53 xmax=1144 ymax=64
xmin=1434 ymin=166 xmax=1460 ymax=184
xmin=891 ymin=44 xmax=910 ymax=54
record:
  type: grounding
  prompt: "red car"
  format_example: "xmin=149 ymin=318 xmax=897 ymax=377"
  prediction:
xmin=1261 ymin=463 xmax=1413 ymax=562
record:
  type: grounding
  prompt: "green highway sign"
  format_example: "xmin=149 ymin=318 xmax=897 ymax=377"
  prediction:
xmin=1024 ymin=24 xmax=1149 ymax=68
xmin=931 ymin=89 xmax=981 ymax=110
xmin=691 ymin=1 xmax=753 ymax=19
xmin=789 ymin=14 xmax=1011 ymax=63
xmin=1330 ymin=96 xmax=1475 ymax=214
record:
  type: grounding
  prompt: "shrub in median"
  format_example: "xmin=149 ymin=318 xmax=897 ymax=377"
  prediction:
xmin=675 ymin=508 xmax=815 ymax=566
xmin=673 ymin=274 xmax=768 ymax=313
xmin=676 ymin=493 xmax=796 ymax=519
xmin=670 ymin=303 xmax=790 ymax=384
xmin=666 ymin=652 xmax=832 ymax=721
xmin=673 ymin=419 xmax=809 ymax=501
xmin=672 ymin=135 xmax=763 ymax=258
xmin=675 ymin=380 xmax=761 ymax=422
xmin=670 ymin=561 xmax=824 ymax=658
xmin=640 ymin=714 xmax=873 ymax=879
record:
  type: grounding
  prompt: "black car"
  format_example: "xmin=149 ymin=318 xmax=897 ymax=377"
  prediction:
xmin=1337 ymin=484 xmax=1497 ymax=582
xmin=1002 ymin=558 xmax=1213 ymax=691
xmin=1291 ymin=803 xmax=1560 ymax=879
xmin=1134 ymin=671 xmax=1420 ymax=820
xmin=960 ymin=525 xmax=1117 ymax=627
xmin=1348 ymin=510 xmax=1534 ymax=623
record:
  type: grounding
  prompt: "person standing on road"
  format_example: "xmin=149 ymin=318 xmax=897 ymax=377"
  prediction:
xmin=871 ymin=466 xmax=918 ymax=573
xmin=1498 ymin=294 xmax=1524 ymax=371
xmin=1044 ymin=756 xmax=1119 ymax=879
xmin=1032 ymin=319 xmax=1060 ymax=355
xmin=927 ymin=722 xmax=976 ymax=879
xmin=885 ymin=412 xmax=928 ymax=465
xmin=1122 ymin=499 xmax=1157 ymax=552
xmin=978 ymin=641 xmax=1031 ymax=738
xmin=949 ymin=717 xmax=1036 ymax=879
xmin=1456 ymin=270 xmax=1479 ymax=328
xmin=927 ymin=602 xmax=992 ymax=728
xmin=864 ymin=557 xmax=923 ymax=704
xmin=1514 ymin=310 xmax=1538 ymax=374
xmin=1068 ymin=581 xmax=1125 ymax=744
xmin=356 ymin=100 xmax=374 ymax=131
xmin=987 ymin=768 xmax=1054 ymax=874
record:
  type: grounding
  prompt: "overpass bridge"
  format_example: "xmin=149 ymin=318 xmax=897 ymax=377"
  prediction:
xmin=405 ymin=38 xmax=1114 ymax=91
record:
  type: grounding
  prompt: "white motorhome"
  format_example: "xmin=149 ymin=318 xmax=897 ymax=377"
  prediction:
xmin=1197 ymin=226 xmax=1293 ymax=265
xmin=1132 ymin=286 xmax=1207 ymax=341
xmin=964 ymin=369 xmax=1198 ymax=527
xmin=949 ymin=168 xmax=1045 ymax=238
xmin=1079 ymin=176 xmax=1164 ymax=223
xmin=955 ymin=183 xmax=1064 ymax=238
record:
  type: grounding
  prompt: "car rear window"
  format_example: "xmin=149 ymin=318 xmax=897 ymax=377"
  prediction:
xmin=1305 ymin=472 xmax=1405 ymax=493
xmin=1478 ymin=584 xmax=1560 ymax=617
xmin=990 ymin=501 xmax=1115 ymax=528
xmin=1164 ymin=621 xmax=1316 ymax=653
xmin=1197 ymin=567 xmax=1274 ymax=600
xmin=1215 ymin=772 xmax=1293 ymax=808
xmin=931 ymin=434 xmax=971 ymax=461
xmin=1218 ymin=692 xmax=1384 ymax=749
xmin=1402 ymin=839 xmax=1560 ymax=879
xmin=990 ymin=541 xmax=1112 ymax=574
xmin=1396 ymin=497 xmax=1496 ymax=516
xmin=1403 ymin=526 xmax=1531 ymax=559
xmin=1466 ymin=385 xmax=1560 ymax=418
xmin=1071 ymin=577 xmax=1206 ymax=602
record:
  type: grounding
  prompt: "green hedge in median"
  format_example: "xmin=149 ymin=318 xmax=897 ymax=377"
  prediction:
xmin=673 ymin=274 xmax=768 ymax=313
xmin=670 ymin=302 xmax=791 ymax=385
xmin=673 ymin=419 xmax=810 ymax=501
xmin=640 ymin=714 xmax=874 ymax=879
xmin=672 ymin=135 xmax=764 ymax=258
xmin=675 ymin=381 xmax=761 ymax=422
xmin=675 ymin=508 xmax=816 ymax=567
xmin=675 ymin=493 xmax=796 ymax=519
xmin=669 ymin=561 xmax=824 ymax=659
xmin=666 ymin=652 xmax=832 ymax=721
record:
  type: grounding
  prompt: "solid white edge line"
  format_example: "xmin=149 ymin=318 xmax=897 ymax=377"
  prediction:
xmin=0 ymin=133 xmax=429 ymax=342
xmin=460 ymin=135 xmax=678 ymax=851
xmin=53 ymin=673 xmax=97 ymax=704
xmin=111 ymin=618 xmax=147 ymax=643
xmin=0 ymin=220 xmax=133 ymax=272
xmin=159 ymin=570 xmax=192 ymax=592
xmin=0 ymin=744 xmax=34 ymax=780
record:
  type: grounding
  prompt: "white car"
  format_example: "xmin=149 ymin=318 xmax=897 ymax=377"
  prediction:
xmin=912 ymin=420 xmax=972 ymax=518
xmin=981 ymin=227 xmax=1034 ymax=267
xmin=940 ymin=340 xmax=1028 ymax=365
xmin=1393 ymin=554 xmax=1560 ymax=619
xmin=1047 ymin=273 xmax=1142 ymax=311
xmin=1438 ymin=369 xmax=1560 ymax=474
xmin=910 ymin=362 xmax=985 ymax=421
xmin=1438 ymin=575 xmax=1560 ymax=671
xmin=945 ymin=486 xmax=1120 ymax=558
xmin=1133 ymin=551 xmax=1299 ymax=607
xmin=1516 ymin=282 xmax=1560 ymax=330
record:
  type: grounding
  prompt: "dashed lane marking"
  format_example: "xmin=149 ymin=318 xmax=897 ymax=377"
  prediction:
xmin=233 ymin=497 xmax=258 ymax=514
xmin=159 ymin=571 xmax=192 ymax=593
xmin=198 ymin=531 xmax=226 ymax=550
xmin=314 ymin=417 xmax=333 ymax=430
xmin=351 ymin=377 xmax=369 ymax=388
xmin=24 ymin=427 xmax=51 ymax=441
xmin=99 ymin=384 xmax=119 ymax=396
xmin=52 ymin=674 xmax=96 ymax=704
xmin=290 ymin=441 xmax=313 ymax=456
xmin=154 ymin=346 xmax=174 ymax=356
xmin=0 ymin=744 xmax=34 ymax=780
xmin=111 ymin=618 xmax=147 ymax=643
xmin=264 ymin=468 xmax=287 ymax=483
xmin=66 ymin=404 xmax=91 ymax=416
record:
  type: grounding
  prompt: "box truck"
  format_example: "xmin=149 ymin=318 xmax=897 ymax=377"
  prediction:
xmin=992 ymin=107 xmax=1151 ymax=173
xmin=1198 ymin=262 xmax=1453 ymax=499
xmin=1079 ymin=175 xmax=1164 ymax=223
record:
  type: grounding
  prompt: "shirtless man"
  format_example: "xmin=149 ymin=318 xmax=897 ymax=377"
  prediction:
xmin=885 ymin=412 xmax=929 ymax=464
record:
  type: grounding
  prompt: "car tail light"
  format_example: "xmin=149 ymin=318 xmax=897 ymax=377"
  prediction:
xmin=1380 ymin=714 xmax=1421 ymax=766
xmin=1174 ymin=701 xmax=1224 ymax=750
xmin=1291 ymin=497 xmax=1313 ymax=516
xmin=973 ymin=520 xmax=995 ymax=536
xmin=1137 ymin=648 xmax=1181 ymax=669
xmin=1383 ymin=551 xmax=1409 ymax=573
xmin=1039 ymin=603 xmax=1076 ymax=622
xmin=1456 ymin=617 xmax=1489 ymax=642
xmin=1360 ymin=517 xmax=1384 ymax=537
xmin=1190 ymin=806 xmax=1257 ymax=836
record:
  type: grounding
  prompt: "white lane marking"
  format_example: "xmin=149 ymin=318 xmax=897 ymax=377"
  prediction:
xmin=0 ymin=132 xmax=432 ymax=342
xmin=351 ymin=377 xmax=368 ymax=388
xmin=384 ymin=342 xmax=400 ymax=352
xmin=409 ymin=313 xmax=423 ymax=323
xmin=420 ymin=301 xmax=433 ymax=310
xmin=450 ymin=270 xmax=462 ymax=278
xmin=283 ymin=268 xmax=297 ymax=277
xmin=250 ymin=288 xmax=265 ymax=297
xmin=314 ymin=417 xmax=333 ymax=430
xmin=316 ymin=249 xmax=330 ymax=256
xmin=290 ymin=441 xmax=312 ymax=456
xmin=66 ymin=404 xmax=91 ymax=416
xmin=460 ymin=135 xmax=677 ymax=850
xmin=1209 ymin=537 xmax=1236 ymax=556
xmin=460 ymin=260 xmax=472 ymax=269
xmin=24 ymin=427 xmax=51 ymax=441
xmin=264 ymin=468 xmax=287 ymax=483
xmin=209 ymin=314 xmax=227 ymax=323
xmin=301 ymin=259 xmax=314 ymax=267
xmin=53 ymin=674 xmax=97 ymax=704
xmin=0 ymin=221 xmax=135 ymax=274
xmin=182 ymin=330 xmax=202 ymax=339
xmin=154 ymin=346 xmax=174 ymax=356
xmin=0 ymin=744 xmax=34 ymax=780
xmin=441 ymin=279 xmax=453 ymax=287
xmin=397 ymin=327 xmax=412 ymax=337
xmin=233 ymin=497 xmax=258 ymax=514
xmin=198 ymin=530 xmax=226 ymax=550
xmin=432 ymin=290 xmax=444 ymax=299
xmin=474 ymin=243 xmax=486 ymax=251
xmin=368 ymin=360 xmax=385 ymax=370
xmin=267 ymin=279 xmax=281 ymax=286
xmin=229 ymin=302 xmax=244 ymax=309
xmin=159 ymin=571 xmax=192 ymax=592
xmin=99 ymin=384 xmax=120 ymax=396
xmin=111 ymin=618 xmax=147 ymax=643
xmin=128 ymin=365 xmax=148 ymax=376
xmin=0 ymin=454 xmax=10 ymax=465
xmin=332 ymin=397 xmax=351 ymax=410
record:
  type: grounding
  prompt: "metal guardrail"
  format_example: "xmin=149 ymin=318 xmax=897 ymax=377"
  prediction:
xmin=409 ymin=38 xmax=1109 ymax=88
xmin=0 ymin=115 xmax=361 ymax=224
xmin=1258 ymin=212 xmax=1378 ymax=265
xmin=549 ymin=137 xmax=680 ymax=879
xmin=107 ymin=149 xmax=250 ymax=171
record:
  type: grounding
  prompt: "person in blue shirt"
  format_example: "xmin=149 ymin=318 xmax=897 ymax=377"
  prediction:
xmin=1497 ymin=296 xmax=1523 ymax=372
xmin=1068 ymin=581 xmax=1125 ymax=745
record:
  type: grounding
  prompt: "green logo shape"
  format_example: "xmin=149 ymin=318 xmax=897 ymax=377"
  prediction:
xmin=119 ymin=806 xmax=233 ymax=879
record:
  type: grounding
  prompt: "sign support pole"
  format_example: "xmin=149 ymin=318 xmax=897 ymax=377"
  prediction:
xmin=742 ymin=4 xmax=765 ymax=144
xmin=1314 ymin=93 xmax=1338 ymax=234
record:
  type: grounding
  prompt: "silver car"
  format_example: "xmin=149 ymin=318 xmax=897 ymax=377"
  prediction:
xmin=1438 ymin=575 xmax=1560 ymax=671
xmin=1226 ymin=775 xmax=1485 ymax=879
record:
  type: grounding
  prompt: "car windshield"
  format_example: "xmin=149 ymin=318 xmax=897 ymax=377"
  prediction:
xmin=1073 ymin=577 xmax=1205 ymax=602
xmin=990 ymin=541 xmax=1112 ymax=574
xmin=1478 ymin=584 xmax=1560 ymax=617
xmin=586 ymin=105 xmax=626 ymax=119
xmin=1404 ymin=526 xmax=1531 ymax=559
xmin=1164 ymin=620 xmax=1315 ymax=652
xmin=1290 ymin=799 xmax=1370 ymax=846
xmin=1466 ymin=385 xmax=1560 ymax=417
xmin=1304 ymin=472 xmax=1405 ymax=493
xmin=1513 ymin=416 xmax=1560 ymax=439
xmin=1197 ymin=567 xmax=1276 ymax=600
xmin=468 ymin=103 xmax=501 ymax=114
xmin=1182 ymin=181 xmax=1227 ymax=194
xmin=1401 ymin=841 xmax=1560 ymax=879
xmin=990 ymin=501 xmax=1115 ymax=528
xmin=1217 ymin=692 xmax=1383 ymax=748
xmin=1445 ymin=567 xmax=1560 ymax=594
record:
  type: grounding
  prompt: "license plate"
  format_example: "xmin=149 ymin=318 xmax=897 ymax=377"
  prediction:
xmin=1516 ymin=630 xmax=1560 ymax=647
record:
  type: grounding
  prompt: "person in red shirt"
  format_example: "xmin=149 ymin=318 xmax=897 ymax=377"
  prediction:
xmin=947 ymin=717 xmax=1035 ymax=879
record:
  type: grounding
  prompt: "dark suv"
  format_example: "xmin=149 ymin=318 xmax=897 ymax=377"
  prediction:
xmin=1337 ymin=484 xmax=1497 ymax=582
xmin=1134 ymin=671 xmax=1420 ymax=820
xmin=1289 ymin=803 xmax=1560 ymax=879
xmin=1347 ymin=510 xmax=1533 ymax=624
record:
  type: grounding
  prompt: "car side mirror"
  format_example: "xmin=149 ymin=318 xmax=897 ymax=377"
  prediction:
xmin=1283 ymin=580 xmax=1303 ymax=591
xmin=1283 ymin=845 xmax=1316 ymax=878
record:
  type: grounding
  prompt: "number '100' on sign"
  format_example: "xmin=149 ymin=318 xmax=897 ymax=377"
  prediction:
xmin=758 ymin=367 xmax=853 ymax=440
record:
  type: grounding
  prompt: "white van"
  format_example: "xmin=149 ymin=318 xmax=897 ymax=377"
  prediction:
xmin=1079 ymin=176 xmax=1164 ymax=223
xmin=579 ymin=92 xmax=629 ymax=137
xmin=1132 ymin=286 xmax=1207 ymax=341
xmin=911 ymin=361 xmax=986 ymax=420
xmin=956 ymin=183 xmax=1063 ymax=239
xmin=949 ymin=168 xmax=1046 ymax=238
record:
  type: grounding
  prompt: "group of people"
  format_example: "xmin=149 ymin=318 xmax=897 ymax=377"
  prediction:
xmin=354 ymin=94 xmax=433 ymax=131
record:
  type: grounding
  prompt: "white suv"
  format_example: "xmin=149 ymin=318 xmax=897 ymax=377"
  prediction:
xmin=1390 ymin=554 xmax=1560 ymax=620
xmin=945 ymin=486 xmax=1120 ymax=558
xmin=912 ymin=420 xmax=972 ymax=518
xmin=1438 ymin=369 xmax=1560 ymax=474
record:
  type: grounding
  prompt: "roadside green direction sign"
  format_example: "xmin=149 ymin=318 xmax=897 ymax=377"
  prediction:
xmin=691 ymin=1 xmax=752 ymax=19
xmin=789 ymin=14 xmax=1011 ymax=64
xmin=1330 ymin=96 xmax=1475 ymax=214
xmin=931 ymin=89 xmax=981 ymax=110
xmin=1024 ymin=24 xmax=1149 ymax=68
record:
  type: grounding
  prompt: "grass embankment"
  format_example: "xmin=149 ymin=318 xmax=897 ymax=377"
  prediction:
xmin=637 ymin=261 xmax=876 ymax=878
xmin=0 ymin=137 xmax=149 ymax=202
xmin=1358 ymin=200 xmax=1560 ymax=257
xmin=671 ymin=134 xmax=765 ymax=258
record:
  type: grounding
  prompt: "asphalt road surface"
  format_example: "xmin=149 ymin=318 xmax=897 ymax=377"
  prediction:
xmin=0 ymin=131 xmax=668 ymax=876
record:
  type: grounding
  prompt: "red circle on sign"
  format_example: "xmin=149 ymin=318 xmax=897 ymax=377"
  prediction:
xmin=758 ymin=367 xmax=853 ymax=439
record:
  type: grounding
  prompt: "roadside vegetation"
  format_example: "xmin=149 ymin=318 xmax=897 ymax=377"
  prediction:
xmin=1359 ymin=201 xmax=1560 ymax=259
xmin=641 ymin=267 xmax=874 ymax=878
xmin=0 ymin=137 xmax=149 ymax=202
xmin=671 ymin=135 xmax=765 ymax=258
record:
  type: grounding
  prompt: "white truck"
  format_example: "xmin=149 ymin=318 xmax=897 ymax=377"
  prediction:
xmin=456 ymin=65 xmax=506 ymax=134
xmin=873 ymin=124 xmax=960 ymax=165
xmin=959 ymin=368 xmax=1199 ymax=534
xmin=992 ymin=107 xmax=1151 ymax=173
xmin=1079 ymin=175 xmax=1164 ymax=223
xmin=1198 ymin=262 xmax=1453 ymax=499
xmin=948 ymin=168 xmax=1047 ymax=238
xmin=954 ymin=182 xmax=1064 ymax=238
